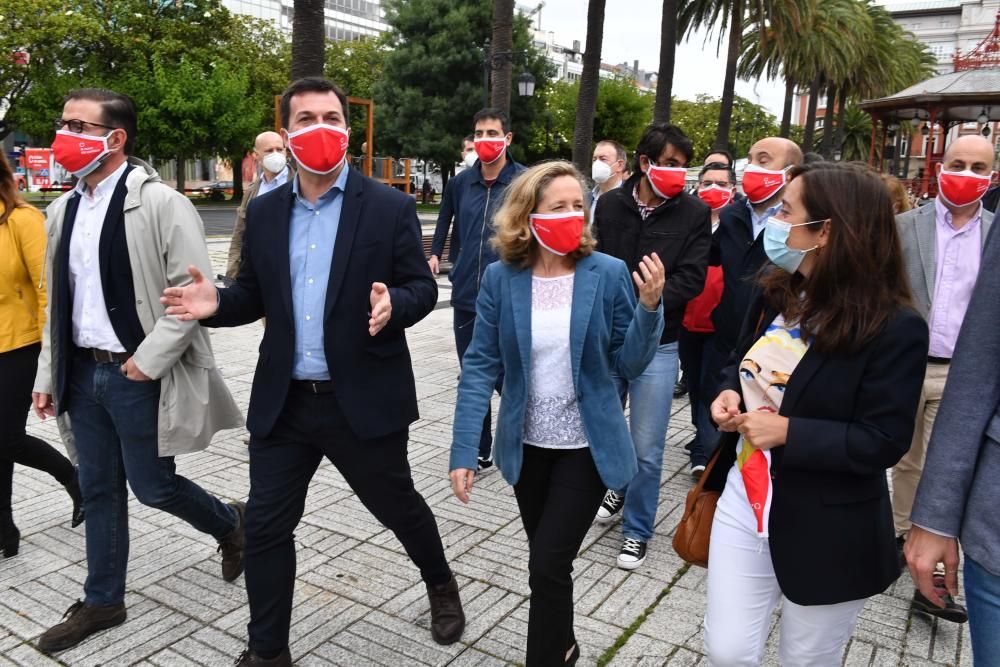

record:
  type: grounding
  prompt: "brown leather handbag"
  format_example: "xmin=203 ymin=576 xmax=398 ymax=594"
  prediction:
xmin=672 ymin=446 xmax=723 ymax=568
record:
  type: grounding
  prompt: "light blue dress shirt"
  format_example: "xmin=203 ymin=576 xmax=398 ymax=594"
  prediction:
xmin=289 ymin=166 xmax=349 ymax=380
xmin=746 ymin=197 xmax=782 ymax=240
xmin=257 ymin=166 xmax=289 ymax=197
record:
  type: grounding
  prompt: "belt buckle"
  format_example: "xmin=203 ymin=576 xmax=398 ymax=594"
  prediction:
xmin=309 ymin=381 xmax=320 ymax=394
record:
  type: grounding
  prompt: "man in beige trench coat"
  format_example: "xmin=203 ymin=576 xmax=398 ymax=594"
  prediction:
xmin=30 ymin=87 xmax=245 ymax=655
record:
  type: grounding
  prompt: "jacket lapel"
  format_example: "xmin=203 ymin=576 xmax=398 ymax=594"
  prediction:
xmin=509 ymin=267 xmax=533 ymax=386
xmin=914 ymin=205 xmax=936 ymax=300
xmin=778 ymin=344 xmax=825 ymax=416
xmin=324 ymin=169 xmax=362 ymax=319
xmin=982 ymin=209 xmax=994 ymax=251
xmin=274 ymin=186 xmax=295 ymax=323
xmin=569 ymin=257 xmax=599 ymax=389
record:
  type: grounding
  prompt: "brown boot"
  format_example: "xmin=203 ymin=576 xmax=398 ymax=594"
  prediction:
xmin=218 ymin=501 xmax=246 ymax=582
xmin=37 ymin=600 xmax=126 ymax=654
xmin=426 ymin=575 xmax=465 ymax=645
xmin=234 ymin=647 xmax=292 ymax=666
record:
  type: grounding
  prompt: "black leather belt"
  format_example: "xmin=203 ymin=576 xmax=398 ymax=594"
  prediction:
xmin=927 ymin=356 xmax=951 ymax=365
xmin=77 ymin=347 xmax=130 ymax=364
xmin=291 ymin=379 xmax=335 ymax=394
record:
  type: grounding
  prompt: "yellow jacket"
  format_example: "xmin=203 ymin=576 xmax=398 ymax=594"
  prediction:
xmin=0 ymin=203 xmax=47 ymax=353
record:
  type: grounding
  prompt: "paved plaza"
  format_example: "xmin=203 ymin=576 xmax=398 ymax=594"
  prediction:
xmin=0 ymin=236 xmax=974 ymax=666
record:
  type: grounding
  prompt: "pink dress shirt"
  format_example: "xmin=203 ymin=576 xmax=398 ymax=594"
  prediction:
xmin=927 ymin=198 xmax=982 ymax=359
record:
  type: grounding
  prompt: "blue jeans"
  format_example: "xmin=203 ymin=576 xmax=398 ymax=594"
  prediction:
xmin=67 ymin=353 xmax=238 ymax=606
xmin=965 ymin=555 xmax=1000 ymax=665
xmin=620 ymin=342 xmax=679 ymax=542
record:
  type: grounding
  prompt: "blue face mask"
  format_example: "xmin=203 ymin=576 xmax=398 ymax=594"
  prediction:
xmin=763 ymin=217 xmax=824 ymax=274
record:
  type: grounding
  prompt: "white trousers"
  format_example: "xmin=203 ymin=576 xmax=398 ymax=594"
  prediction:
xmin=703 ymin=470 xmax=866 ymax=666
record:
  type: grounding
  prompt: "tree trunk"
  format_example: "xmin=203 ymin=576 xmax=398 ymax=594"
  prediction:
xmin=819 ymin=83 xmax=837 ymax=158
xmin=490 ymin=0 xmax=516 ymax=113
xmin=802 ymin=73 xmax=822 ymax=151
xmin=653 ymin=0 xmax=679 ymax=124
xmin=291 ymin=0 xmax=326 ymax=80
xmin=232 ymin=154 xmax=244 ymax=201
xmin=176 ymin=155 xmax=186 ymax=194
xmin=572 ymin=0 xmax=607 ymax=174
xmin=833 ymin=87 xmax=849 ymax=159
xmin=779 ymin=77 xmax=794 ymax=138
xmin=713 ymin=0 xmax=743 ymax=150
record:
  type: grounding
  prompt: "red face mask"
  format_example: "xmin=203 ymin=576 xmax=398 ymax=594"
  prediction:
xmin=937 ymin=169 xmax=993 ymax=208
xmin=286 ymin=123 xmax=349 ymax=175
xmin=52 ymin=129 xmax=112 ymax=178
xmin=742 ymin=163 xmax=787 ymax=204
xmin=698 ymin=185 xmax=734 ymax=210
xmin=529 ymin=212 xmax=585 ymax=256
xmin=474 ymin=137 xmax=507 ymax=165
xmin=645 ymin=162 xmax=687 ymax=199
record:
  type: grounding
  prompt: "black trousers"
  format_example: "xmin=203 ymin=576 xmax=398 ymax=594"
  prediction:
xmin=0 ymin=343 xmax=73 ymax=516
xmin=245 ymin=383 xmax=452 ymax=653
xmin=514 ymin=445 xmax=607 ymax=667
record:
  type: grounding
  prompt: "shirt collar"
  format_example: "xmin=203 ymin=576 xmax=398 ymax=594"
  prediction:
xmin=935 ymin=196 xmax=982 ymax=232
xmin=746 ymin=197 xmax=781 ymax=219
xmin=75 ymin=160 xmax=129 ymax=199
xmin=292 ymin=165 xmax=349 ymax=204
xmin=263 ymin=166 xmax=289 ymax=185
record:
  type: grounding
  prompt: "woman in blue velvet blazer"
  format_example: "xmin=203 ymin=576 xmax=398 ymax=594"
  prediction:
xmin=448 ymin=161 xmax=664 ymax=666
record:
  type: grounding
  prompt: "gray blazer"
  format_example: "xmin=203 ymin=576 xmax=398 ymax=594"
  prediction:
xmin=896 ymin=203 xmax=994 ymax=319
xmin=911 ymin=220 xmax=1000 ymax=575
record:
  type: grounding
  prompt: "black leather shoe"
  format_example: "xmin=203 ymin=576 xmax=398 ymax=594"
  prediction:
xmin=673 ymin=376 xmax=688 ymax=398
xmin=427 ymin=575 xmax=465 ymax=645
xmin=565 ymin=642 xmax=580 ymax=665
xmin=234 ymin=647 xmax=292 ymax=666
xmin=37 ymin=600 xmax=126 ymax=653
xmin=911 ymin=575 xmax=969 ymax=624
xmin=218 ymin=501 xmax=246 ymax=582
xmin=0 ymin=512 xmax=19 ymax=558
xmin=65 ymin=468 xmax=85 ymax=528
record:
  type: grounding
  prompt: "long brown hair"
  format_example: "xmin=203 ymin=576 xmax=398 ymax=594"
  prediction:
xmin=0 ymin=157 xmax=26 ymax=225
xmin=759 ymin=162 xmax=913 ymax=353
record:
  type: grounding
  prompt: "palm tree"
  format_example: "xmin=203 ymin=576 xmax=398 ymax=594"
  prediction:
xmin=679 ymin=0 xmax=809 ymax=150
xmin=838 ymin=104 xmax=874 ymax=161
xmin=653 ymin=0 xmax=680 ymax=123
xmin=291 ymin=0 xmax=325 ymax=79
xmin=572 ymin=0 xmax=607 ymax=173
xmin=490 ymin=0 xmax=516 ymax=113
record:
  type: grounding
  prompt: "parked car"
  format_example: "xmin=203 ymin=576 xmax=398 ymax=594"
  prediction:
xmin=200 ymin=181 xmax=234 ymax=201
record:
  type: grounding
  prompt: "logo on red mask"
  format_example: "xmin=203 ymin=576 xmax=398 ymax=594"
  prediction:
xmin=529 ymin=212 xmax=585 ymax=256
xmin=474 ymin=137 xmax=507 ymax=165
xmin=698 ymin=185 xmax=734 ymax=211
xmin=52 ymin=130 xmax=112 ymax=178
xmin=287 ymin=124 xmax=349 ymax=175
xmin=937 ymin=169 xmax=993 ymax=208
xmin=742 ymin=164 xmax=788 ymax=204
xmin=645 ymin=162 xmax=687 ymax=199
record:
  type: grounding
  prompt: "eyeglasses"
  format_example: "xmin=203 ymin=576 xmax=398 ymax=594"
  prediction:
xmin=54 ymin=118 xmax=116 ymax=134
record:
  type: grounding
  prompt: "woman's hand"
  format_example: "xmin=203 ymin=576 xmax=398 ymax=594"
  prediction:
xmin=449 ymin=468 xmax=476 ymax=504
xmin=730 ymin=412 xmax=789 ymax=450
xmin=710 ymin=390 xmax=742 ymax=432
xmin=633 ymin=253 xmax=665 ymax=311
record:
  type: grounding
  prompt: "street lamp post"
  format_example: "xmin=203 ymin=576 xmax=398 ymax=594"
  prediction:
xmin=482 ymin=39 xmax=536 ymax=108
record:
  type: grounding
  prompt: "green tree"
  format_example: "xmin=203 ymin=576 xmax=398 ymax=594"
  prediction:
xmin=325 ymin=36 xmax=389 ymax=157
xmin=672 ymin=94 xmax=778 ymax=160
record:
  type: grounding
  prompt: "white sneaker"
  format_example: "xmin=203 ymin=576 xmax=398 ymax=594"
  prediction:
xmin=690 ymin=464 xmax=706 ymax=478
xmin=617 ymin=537 xmax=647 ymax=570
xmin=595 ymin=489 xmax=625 ymax=523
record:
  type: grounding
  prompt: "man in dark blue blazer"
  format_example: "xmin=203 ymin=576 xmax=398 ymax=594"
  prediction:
xmin=162 ymin=78 xmax=464 ymax=666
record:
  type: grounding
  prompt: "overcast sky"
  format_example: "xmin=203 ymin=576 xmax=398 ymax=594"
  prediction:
xmin=536 ymin=0 xmax=909 ymax=120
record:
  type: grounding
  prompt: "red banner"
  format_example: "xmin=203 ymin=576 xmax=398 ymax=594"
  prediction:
xmin=24 ymin=148 xmax=50 ymax=170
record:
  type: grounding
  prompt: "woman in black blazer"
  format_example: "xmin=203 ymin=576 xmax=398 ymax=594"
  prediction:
xmin=702 ymin=162 xmax=929 ymax=666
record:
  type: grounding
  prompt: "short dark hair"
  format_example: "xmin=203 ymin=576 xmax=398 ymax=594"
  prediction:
xmin=280 ymin=77 xmax=350 ymax=129
xmin=699 ymin=161 xmax=736 ymax=185
xmin=803 ymin=151 xmax=825 ymax=165
xmin=634 ymin=123 xmax=693 ymax=172
xmin=596 ymin=139 xmax=627 ymax=163
xmin=64 ymin=88 xmax=137 ymax=155
xmin=473 ymin=108 xmax=510 ymax=134
xmin=463 ymin=134 xmax=475 ymax=146
xmin=703 ymin=149 xmax=734 ymax=167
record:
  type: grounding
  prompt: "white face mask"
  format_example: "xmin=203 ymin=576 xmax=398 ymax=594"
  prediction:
xmin=591 ymin=159 xmax=613 ymax=184
xmin=261 ymin=151 xmax=287 ymax=174
xmin=462 ymin=151 xmax=477 ymax=168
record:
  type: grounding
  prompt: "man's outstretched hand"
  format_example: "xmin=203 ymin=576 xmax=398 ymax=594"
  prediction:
xmin=161 ymin=266 xmax=219 ymax=320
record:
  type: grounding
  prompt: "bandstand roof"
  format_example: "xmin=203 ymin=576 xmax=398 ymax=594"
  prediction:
xmin=858 ymin=68 xmax=1000 ymax=122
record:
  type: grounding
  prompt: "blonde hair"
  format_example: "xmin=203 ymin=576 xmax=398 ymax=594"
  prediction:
xmin=880 ymin=174 xmax=913 ymax=214
xmin=491 ymin=160 xmax=596 ymax=267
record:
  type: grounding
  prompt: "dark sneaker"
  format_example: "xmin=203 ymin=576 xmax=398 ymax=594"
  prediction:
xmin=911 ymin=574 xmax=969 ymax=624
xmin=65 ymin=468 xmax=85 ymax=528
xmin=896 ymin=534 xmax=907 ymax=570
xmin=234 ymin=647 xmax=292 ymax=666
xmin=477 ymin=457 xmax=494 ymax=472
xmin=673 ymin=376 xmax=688 ymax=398
xmin=595 ymin=489 xmax=625 ymax=523
xmin=218 ymin=501 xmax=246 ymax=582
xmin=427 ymin=575 xmax=465 ymax=645
xmin=37 ymin=600 xmax=126 ymax=654
xmin=617 ymin=538 xmax=647 ymax=570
